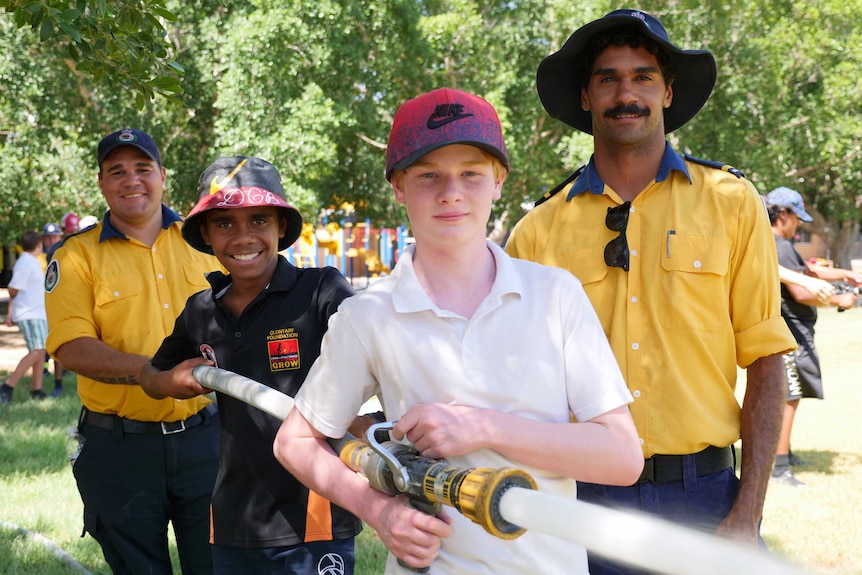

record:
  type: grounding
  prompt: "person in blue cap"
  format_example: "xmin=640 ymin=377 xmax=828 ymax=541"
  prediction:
xmin=506 ymin=9 xmax=797 ymax=574
xmin=766 ymin=187 xmax=860 ymax=487
xmin=39 ymin=223 xmax=63 ymax=270
xmin=38 ymin=222 xmax=67 ymax=396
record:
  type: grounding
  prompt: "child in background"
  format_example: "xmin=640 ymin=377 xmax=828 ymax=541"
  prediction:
xmin=1 ymin=230 xmax=48 ymax=403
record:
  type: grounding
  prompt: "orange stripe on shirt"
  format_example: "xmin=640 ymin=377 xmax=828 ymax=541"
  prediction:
xmin=304 ymin=490 xmax=334 ymax=543
xmin=208 ymin=503 xmax=214 ymax=544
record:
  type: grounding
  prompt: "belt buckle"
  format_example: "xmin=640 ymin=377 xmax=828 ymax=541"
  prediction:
xmin=639 ymin=457 xmax=656 ymax=483
xmin=161 ymin=420 xmax=186 ymax=435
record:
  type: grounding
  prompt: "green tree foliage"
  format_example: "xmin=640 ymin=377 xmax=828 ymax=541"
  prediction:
xmin=0 ymin=0 xmax=184 ymax=106
xmin=0 ymin=18 xmax=99 ymax=235
xmin=639 ymin=0 xmax=862 ymax=266
xmin=1 ymin=0 xmax=860 ymax=264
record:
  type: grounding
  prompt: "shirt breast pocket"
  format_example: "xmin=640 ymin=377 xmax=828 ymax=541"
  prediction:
xmin=183 ymin=266 xmax=213 ymax=294
xmin=544 ymin=246 xmax=615 ymax=319
xmin=660 ymin=235 xmax=731 ymax=330
xmin=94 ymin=277 xmax=147 ymax=342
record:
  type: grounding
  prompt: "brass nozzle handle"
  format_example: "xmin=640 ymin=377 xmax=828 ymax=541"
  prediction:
xmin=424 ymin=465 xmax=537 ymax=539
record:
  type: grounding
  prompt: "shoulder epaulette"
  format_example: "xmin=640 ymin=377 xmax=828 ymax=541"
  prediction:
xmin=46 ymin=223 xmax=99 ymax=263
xmin=683 ymin=153 xmax=745 ymax=179
xmin=534 ymin=165 xmax=585 ymax=207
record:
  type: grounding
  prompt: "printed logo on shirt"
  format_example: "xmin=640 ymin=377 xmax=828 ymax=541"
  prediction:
xmin=267 ymin=328 xmax=300 ymax=371
xmin=200 ymin=344 xmax=218 ymax=368
xmin=45 ymin=259 xmax=60 ymax=293
xmin=318 ymin=553 xmax=345 ymax=575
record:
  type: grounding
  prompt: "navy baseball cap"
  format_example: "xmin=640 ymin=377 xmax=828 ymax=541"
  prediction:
xmin=43 ymin=223 xmax=62 ymax=236
xmin=183 ymin=156 xmax=304 ymax=254
xmin=385 ymin=88 xmax=509 ymax=181
xmin=766 ymin=187 xmax=813 ymax=222
xmin=97 ymin=128 xmax=162 ymax=167
xmin=536 ymin=9 xmax=717 ymax=134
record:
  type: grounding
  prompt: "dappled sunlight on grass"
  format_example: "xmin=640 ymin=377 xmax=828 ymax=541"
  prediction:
xmin=747 ymin=309 xmax=862 ymax=575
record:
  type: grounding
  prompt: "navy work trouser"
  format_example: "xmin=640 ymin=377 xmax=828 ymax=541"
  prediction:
xmin=74 ymin=408 xmax=220 ymax=575
xmin=578 ymin=466 xmax=757 ymax=575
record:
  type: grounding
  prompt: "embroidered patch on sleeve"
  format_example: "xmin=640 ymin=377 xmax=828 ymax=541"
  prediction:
xmin=45 ymin=259 xmax=60 ymax=293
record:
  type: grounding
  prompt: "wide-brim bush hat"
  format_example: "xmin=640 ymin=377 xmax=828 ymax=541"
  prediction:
xmin=536 ymin=8 xmax=717 ymax=134
xmin=183 ymin=156 xmax=303 ymax=254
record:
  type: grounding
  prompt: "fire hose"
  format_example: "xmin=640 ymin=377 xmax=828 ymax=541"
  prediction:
xmin=193 ymin=365 xmax=811 ymax=575
xmin=192 ymin=366 xmax=533 ymax=539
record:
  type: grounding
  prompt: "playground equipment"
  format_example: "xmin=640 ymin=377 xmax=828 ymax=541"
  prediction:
xmin=192 ymin=366 xmax=811 ymax=575
xmin=286 ymin=219 xmax=410 ymax=286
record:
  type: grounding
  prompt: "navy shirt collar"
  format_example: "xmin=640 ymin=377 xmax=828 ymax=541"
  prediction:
xmin=567 ymin=141 xmax=692 ymax=200
xmin=207 ymin=254 xmax=297 ymax=298
xmin=99 ymin=204 xmax=182 ymax=243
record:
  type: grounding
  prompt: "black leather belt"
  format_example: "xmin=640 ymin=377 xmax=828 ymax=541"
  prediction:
xmin=82 ymin=404 xmax=216 ymax=435
xmin=638 ymin=446 xmax=733 ymax=484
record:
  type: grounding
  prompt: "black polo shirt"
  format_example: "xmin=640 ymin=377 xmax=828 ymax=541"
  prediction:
xmin=775 ymin=234 xmax=817 ymax=331
xmin=152 ymin=255 xmax=361 ymax=547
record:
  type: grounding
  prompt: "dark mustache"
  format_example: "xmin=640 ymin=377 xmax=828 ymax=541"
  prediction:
xmin=604 ymin=104 xmax=650 ymax=118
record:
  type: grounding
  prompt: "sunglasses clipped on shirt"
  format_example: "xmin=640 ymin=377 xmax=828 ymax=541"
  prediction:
xmin=604 ymin=201 xmax=631 ymax=271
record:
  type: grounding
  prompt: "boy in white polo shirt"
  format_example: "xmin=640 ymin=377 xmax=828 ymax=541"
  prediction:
xmin=274 ymin=88 xmax=643 ymax=574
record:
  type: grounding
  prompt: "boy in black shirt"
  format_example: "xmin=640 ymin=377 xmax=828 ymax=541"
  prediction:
xmin=141 ymin=156 xmax=361 ymax=574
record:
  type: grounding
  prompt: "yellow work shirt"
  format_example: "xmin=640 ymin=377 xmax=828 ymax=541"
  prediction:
xmin=45 ymin=207 xmax=219 ymax=421
xmin=506 ymin=145 xmax=796 ymax=457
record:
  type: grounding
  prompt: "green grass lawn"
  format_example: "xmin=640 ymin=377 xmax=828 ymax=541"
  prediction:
xmin=1 ymin=307 xmax=861 ymax=574
xmin=755 ymin=306 xmax=862 ymax=574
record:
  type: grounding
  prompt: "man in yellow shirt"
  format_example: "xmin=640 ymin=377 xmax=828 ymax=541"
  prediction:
xmin=46 ymin=128 xmax=220 ymax=574
xmin=506 ymin=10 xmax=796 ymax=574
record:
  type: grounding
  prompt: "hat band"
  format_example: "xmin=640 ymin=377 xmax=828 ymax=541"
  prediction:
xmin=207 ymin=187 xmax=289 ymax=209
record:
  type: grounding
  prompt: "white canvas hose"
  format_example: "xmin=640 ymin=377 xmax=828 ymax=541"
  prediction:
xmin=192 ymin=366 xmax=811 ymax=575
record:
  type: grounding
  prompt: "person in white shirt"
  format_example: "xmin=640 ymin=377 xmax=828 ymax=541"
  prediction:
xmin=274 ymin=88 xmax=643 ymax=574
xmin=2 ymin=230 xmax=49 ymax=403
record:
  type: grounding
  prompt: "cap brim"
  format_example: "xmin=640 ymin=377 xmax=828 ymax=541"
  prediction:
xmin=797 ymin=209 xmax=813 ymax=223
xmin=98 ymin=142 xmax=160 ymax=165
xmin=536 ymin=15 xmax=716 ymax=134
xmin=389 ymin=140 xmax=510 ymax=180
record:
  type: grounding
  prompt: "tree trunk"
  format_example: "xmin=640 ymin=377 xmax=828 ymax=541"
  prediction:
xmin=828 ymin=219 xmax=860 ymax=270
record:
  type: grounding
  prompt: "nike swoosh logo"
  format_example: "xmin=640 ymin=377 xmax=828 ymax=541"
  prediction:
xmin=209 ymin=158 xmax=248 ymax=195
xmin=427 ymin=113 xmax=474 ymax=129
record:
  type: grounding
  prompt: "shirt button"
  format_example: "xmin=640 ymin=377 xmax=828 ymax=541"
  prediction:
xmin=631 ymin=296 xmax=638 ymax=303
xmin=694 ymin=260 xmax=702 ymax=269
xmin=158 ymin=274 xmax=164 ymax=279
xmin=639 ymin=438 xmax=645 ymax=445
xmin=235 ymin=332 xmax=241 ymax=338
xmin=163 ymin=303 xmax=169 ymax=309
xmin=633 ymin=390 xmax=641 ymax=398
xmin=631 ymin=249 xmax=638 ymax=257
xmin=113 ymin=291 xmax=120 ymax=297
xmin=632 ymin=342 xmax=639 ymax=350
